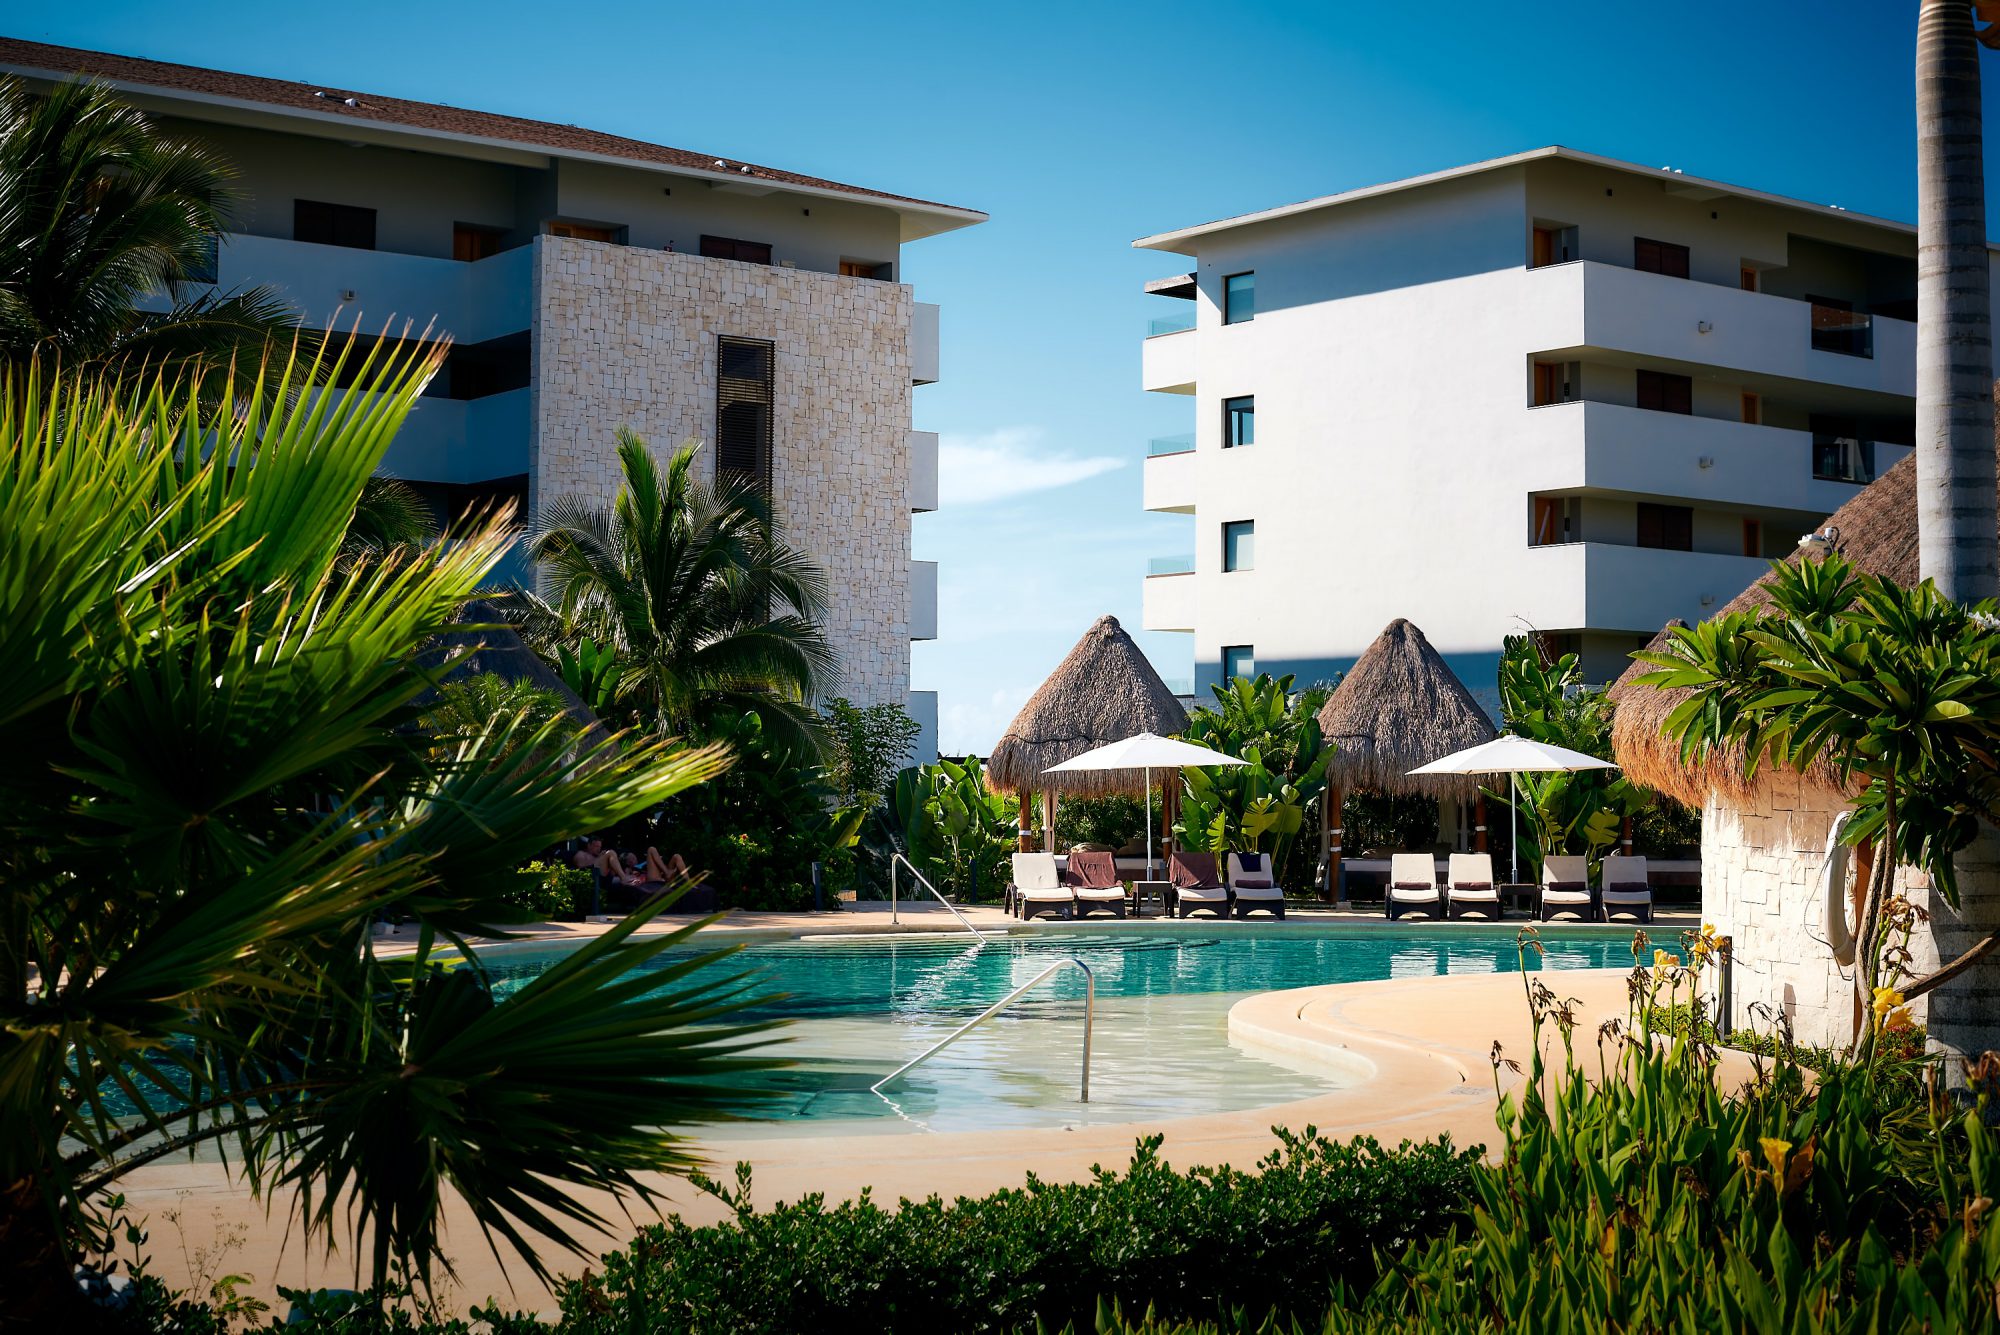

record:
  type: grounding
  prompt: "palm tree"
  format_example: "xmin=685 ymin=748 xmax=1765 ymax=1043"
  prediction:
xmin=0 ymin=339 xmax=772 ymax=1322
xmin=1914 ymin=0 xmax=2000 ymax=1080
xmin=0 ymin=76 xmax=301 ymax=376
xmin=528 ymin=430 xmax=838 ymax=759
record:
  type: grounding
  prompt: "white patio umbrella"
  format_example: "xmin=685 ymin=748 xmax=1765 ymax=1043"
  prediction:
xmin=1044 ymin=732 xmax=1248 ymax=878
xmin=1406 ymin=734 xmax=1619 ymax=885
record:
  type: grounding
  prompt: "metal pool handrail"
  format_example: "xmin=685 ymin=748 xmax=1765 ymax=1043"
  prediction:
xmin=871 ymin=957 xmax=1095 ymax=1102
xmin=890 ymin=852 xmax=988 ymax=936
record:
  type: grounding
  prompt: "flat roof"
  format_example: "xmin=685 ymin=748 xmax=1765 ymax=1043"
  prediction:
xmin=0 ymin=37 xmax=987 ymax=243
xmin=1133 ymin=146 xmax=1941 ymax=254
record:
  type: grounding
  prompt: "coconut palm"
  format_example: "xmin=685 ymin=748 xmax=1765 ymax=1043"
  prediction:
xmin=1914 ymin=0 xmax=2000 ymax=1080
xmin=528 ymin=430 xmax=838 ymax=759
xmin=0 ymin=338 xmax=773 ymax=1324
xmin=0 ymin=76 xmax=301 ymax=376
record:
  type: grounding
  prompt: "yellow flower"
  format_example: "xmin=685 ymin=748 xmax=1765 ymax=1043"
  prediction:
xmin=1760 ymin=1137 xmax=1792 ymax=1180
xmin=1884 ymin=1006 xmax=1915 ymax=1032
xmin=1871 ymin=986 xmax=1905 ymax=1019
xmin=1653 ymin=949 xmax=1681 ymax=973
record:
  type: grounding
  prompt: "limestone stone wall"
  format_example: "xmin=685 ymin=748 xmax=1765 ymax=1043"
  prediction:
xmin=529 ymin=234 xmax=915 ymax=706
xmin=1701 ymin=774 xmax=1938 ymax=1049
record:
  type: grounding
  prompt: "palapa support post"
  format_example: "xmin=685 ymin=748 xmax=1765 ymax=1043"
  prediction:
xmin=1018 ymin=790 xmax=1035 ymax=852
xmin=1043 ymin=788 xmax=1057 ymax=853
xmin=1327 ymin=783 xmax=1345 ymax=905
xmin=1620 ymin=815 xmax=1634 ymax=855
xmin=1474 ymin=793 xmax=1489 ymax=853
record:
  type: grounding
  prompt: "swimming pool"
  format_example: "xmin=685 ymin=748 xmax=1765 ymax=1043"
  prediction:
xmin=485 ymin=926 xmax=1637 ymax=1136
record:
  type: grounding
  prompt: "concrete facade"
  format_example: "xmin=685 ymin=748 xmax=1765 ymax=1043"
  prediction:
xmin=532 ymin=237 xmax=918 ymax=705
xmin=1133 ymin=149 xmax=1964 ymax=707
xmin=0 ymin=40 xmax=985 ymax=757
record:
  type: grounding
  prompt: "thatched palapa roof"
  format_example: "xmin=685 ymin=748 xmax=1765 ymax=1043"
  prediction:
xmin=987 ymin=615 xmax=1189 ymax=797
xmin=1314 ymin=619 xmax=1496 ymax=798
xmin=1610 ymin=426 xmax=1997 ymax=807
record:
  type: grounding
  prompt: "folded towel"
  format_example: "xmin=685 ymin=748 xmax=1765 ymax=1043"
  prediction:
xmin=1453 ymin=881 xmax=1494 ymax=893
xmin=1170 ymin=852 xmax=1221 ymax=890
xmin=1064 ymin=850 xmax=1121 ymax=890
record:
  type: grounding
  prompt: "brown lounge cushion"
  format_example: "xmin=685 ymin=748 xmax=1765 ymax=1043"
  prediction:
xmin=1169 ymin=851 xmax=1222 ymax=890
xmin=1064 ymin=850 xmax=1122 ymax=890
xmin=1545 ymin=881 xmax=1590 ymax=896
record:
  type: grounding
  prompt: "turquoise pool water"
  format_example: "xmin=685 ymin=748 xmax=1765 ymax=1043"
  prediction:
xmin=486 ymin=927 xmax=1636 ymax=1136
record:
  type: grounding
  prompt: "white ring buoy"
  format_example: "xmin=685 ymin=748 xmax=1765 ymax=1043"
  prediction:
xmin=1821 ymin=810 xmax=1856 ymax=966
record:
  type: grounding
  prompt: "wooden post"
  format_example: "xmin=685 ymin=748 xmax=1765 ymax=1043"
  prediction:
xmin=1620 ymin=815 xmax=1634 ymax=856
xmin=1044 ymin=788 xmax=1057 ymax=853
xmin=1017 ymin=789 xmax=1034 ymax=852
xmin=1327 ymin=783 xmax=1345 ymax=905
xmin=1474 ymin=793 xmax=1489 ymax=853
xmin=1161 ymin=778 xmax=1178 ymax=862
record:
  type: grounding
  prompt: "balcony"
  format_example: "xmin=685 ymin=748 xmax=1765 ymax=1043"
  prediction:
xmin=911 ymin=302 xmax=941 ymax=385
xmin=1527 ymin=261 xmax=1916 ymax=399
xmin=1142 ymin=326 xmax=1196 ymax=395
xmin=1810 ymin=304 xmax=1872 ymax=359
xmin=191 ymin=231 xmax=533 ymax=343
xmin=1523 ymin=542 xmax=1771 ymax=634
xmin=908 ymin=429 xmax=939 ymax=512
xmin=1147 ymin=310 xmax=1195 ymax=337
xmin=910 ymin=559 xmax=938 ymax=641
xmin=378 ymin=388 xmax=531 ymax=485
xmin=1518 ymin=400 xmax=1911 ymax=514
xmin=1812 ymin=434 xmax=1880 ymax=484
xmin=1143 ymin=560 xmax=1196 ymax=632
xmin=1148 ymin=432 xmax=1195 ymax=456
xmin=1143 ymin=447 xmax=1197 ymax=514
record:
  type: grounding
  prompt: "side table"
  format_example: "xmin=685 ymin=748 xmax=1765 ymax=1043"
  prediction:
xmin=1498 ymin=883 xmax=1538 ymax=916
xmin=1131 ymin=880 xmax=1173 ymax=918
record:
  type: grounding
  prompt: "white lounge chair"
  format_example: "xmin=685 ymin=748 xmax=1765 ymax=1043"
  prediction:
xmin=1226 ymin=852 xmax=1286 ymax=919
xmin=1386 ymin=853 xmax=1442 ymax=921
xmin=1446 ymin=852 xmax=1502 ymax=920
xmin=1601 ymin=854 xmax=1653 ymax=923
xmin=1539 ymin=855 xmax=1597 ymax=921
xmin=1169 ymin=851 xmax=1230 ymax=919
xmin=1011 ymin=852 xmax=1072 ymax=921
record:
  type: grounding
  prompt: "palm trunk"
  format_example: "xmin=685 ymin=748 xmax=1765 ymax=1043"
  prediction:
xmin=1916 ymin=0 xmax=1999 ymax=599
xmin=1915 ymin=0 xmax=2000 ymax=1086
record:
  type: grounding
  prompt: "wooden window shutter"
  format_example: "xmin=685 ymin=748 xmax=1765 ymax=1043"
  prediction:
xmin=715 ymin=336 xmax=775 ymax=490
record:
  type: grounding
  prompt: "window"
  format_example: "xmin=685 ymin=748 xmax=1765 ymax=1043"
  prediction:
xmin=700 ymin=234 xmax=774 ymax=265
xmin=839 ymin=259 xmax=890 ymax=279
xmin=1634 ymin=236 xmax=1690 ymax=278
xmin=294 ymin=199 xmax=376 ymax=250
xmin=1532 ymin=495 xmax=1578 ymax=546
xmin=548 ymin=221 xmax=619 ymax=242
xmin=1811 ymin=413 xmax=1875 ymax=484
xmin=1222 ymin=645 xmax=1255 ymax=681
xmin=1223 ymin=396 xmax=1255 ymax=447
xmin=1809 ymin=295 xmax=1872 ymax=357
xmin=715 ymin=336 xmax=775 ymax=489
xmin=1531 ymin=223 xmax=1577 ymax=267
xmin=1223 ymin=271 xmax=1255 ymax=324
xmin=453 ymin=223 xmax=505 ymax=262
xmin=1636 ymin=369 xmax=1693 ymax=415
xmin=1532 ymin=361 xmax=1579 ymax=407
xmin=1222 ymin=520 xmax=1255 ymax=572
xmin=1741 ymin=517 xmax=1763 ymax=558
xmin=1636 ymin=502 xmax=1693 ymax=552
xmin=1741 ymin=392 xmax=1760 ymax=425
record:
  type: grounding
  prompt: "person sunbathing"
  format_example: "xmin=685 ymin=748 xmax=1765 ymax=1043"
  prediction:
xmin=645 ymin=847 xmax=690 ymax=884
xmin=572 ymin=837 xmax=642 ymax=886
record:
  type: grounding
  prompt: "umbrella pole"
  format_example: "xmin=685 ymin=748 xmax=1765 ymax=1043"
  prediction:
xmin=1144 ymin=765 xmax=1154 ymax=880
xmin=1509 ymin=772 xmax=1519 ymax=886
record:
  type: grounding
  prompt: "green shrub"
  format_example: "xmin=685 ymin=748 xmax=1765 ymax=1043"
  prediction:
xmin=503 ymin=861 xmax=590 ymax=920
xmin=550 ymin=1129 xmax=1478 ymax=1334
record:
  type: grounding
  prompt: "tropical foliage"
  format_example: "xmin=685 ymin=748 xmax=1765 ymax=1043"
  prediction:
xmin=1174 ymin=674 xmax=1331 ymax=888
xmin=881 ymin=755 xmax=1017 ymax=900
xmin=1055 ymin=793 xmax=1155 ymax=852
xmin=1633 ymin=553 xmax=2000 ymax=1053
xmin=0 ymin=342 xmax=777 ymax=1321
xmin=525 ymin=431 xmax=837 ymax=759
xmin=1492 ymin=636 xmax=1649 ymax=879
xmin=0 ymin=77 xmax=303 ymax=379
xmin=822 ymin=697 xmax=921 ymax=807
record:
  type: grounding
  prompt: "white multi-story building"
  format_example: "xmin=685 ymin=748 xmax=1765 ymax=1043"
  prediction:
xmin=2 ymin=38 xmax=983 ymax=761
xmin=1135 ymin=147 xmax=1949 ymax=706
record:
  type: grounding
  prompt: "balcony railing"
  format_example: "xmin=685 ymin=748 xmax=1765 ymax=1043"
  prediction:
xmin=1812 ymin=435 xmax=1878 ymax=484
xmin=1147 ymin=312 xmax=1195 ymax=337
xmin=1160 ymin=676 xmax=1194 ymax=697
xmin=1811 ymin=304 xmax=1873 ymax=358
xmin=1148 ymin=432 xmax=1195 ymax=457
xmin=1148 ymin=554 xmax=1195 ymax=576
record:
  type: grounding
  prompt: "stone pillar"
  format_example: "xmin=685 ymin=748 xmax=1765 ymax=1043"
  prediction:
xmin=1921 ymin=820 xmax=2000 ymax=1088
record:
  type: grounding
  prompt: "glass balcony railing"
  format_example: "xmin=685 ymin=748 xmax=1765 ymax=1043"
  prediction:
xmin=1160 ymin=676 xmax=1194 ymax=697
xmin=1812 ymin=435 xmax=1877 ymax=484
xmin=1147 ymin=432 xmax=1195 ymax=457
xmin=1147 ymin=311 xmax=1195 ymax=337
xmin=1148 ymin=554 xmax=1195 ymax=576
xmin=1811 ymin=304 xmax=1873 ymax=358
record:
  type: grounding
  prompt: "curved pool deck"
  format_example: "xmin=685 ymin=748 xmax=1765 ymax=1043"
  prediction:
xmin=116 ymin=909 xmax=1720 ymax=1316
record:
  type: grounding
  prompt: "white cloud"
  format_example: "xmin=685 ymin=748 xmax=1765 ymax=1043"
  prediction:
xmin=938 ymin=426 xmax=1123 ymax=508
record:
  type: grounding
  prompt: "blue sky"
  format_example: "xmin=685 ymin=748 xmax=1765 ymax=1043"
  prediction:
xmin=22 ymin=0 xmax=1974 ymax=751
